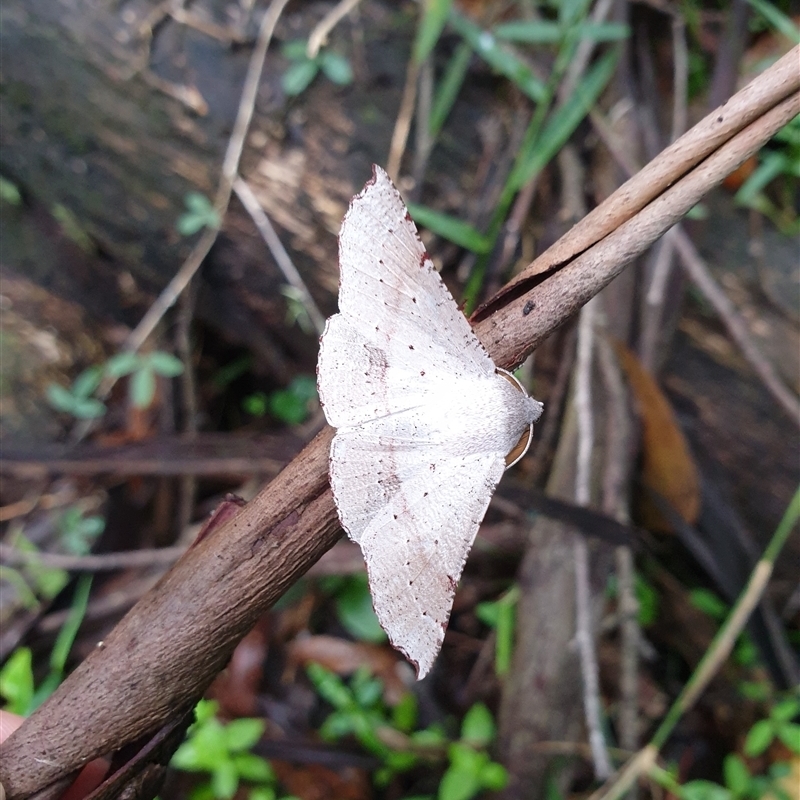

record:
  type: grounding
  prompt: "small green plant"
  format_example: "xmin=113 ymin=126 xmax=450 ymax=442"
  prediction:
xmin=0 ymin=575 xmax=93 ymax=714
xmin=437 ymin=703 xmax=508 ymax=800
xmin=650 ymin=691 xmax=800 ymax=800
xmin=1 ymin=506 xmax=102 ymax=606
xmin=58 ymin=506 xmax=105 ymax=555
xmin=47 ymin=351 xmax=184 ymax=419
xmin=281 ymin=40 xmax=353 ymax=96
xmin=319 ymin=573 xmax=387 ymax=644
xmin=280 ymin=286 xmax=315 ymax=334
xmin=0 ymin=646 xmax=34 ymax=715
xmin=743 ymin=694 xmax=800 ymax=757
xmin=476 ymin=586 xmax=519 ymax=676
xmin=47 ymin=365 xmax=106 ymax=419
xmin=243 ymin=375 xmax=317 ymax=425
xmin=172 ymin=699 xmax=297 ymax=800
xmin=307 ymin=664 xmax=507 ymax=798
xmin=178 ymin=192 xmax=220 ymax=236
xmin=674 ymin=754 xmax=792 ymax=800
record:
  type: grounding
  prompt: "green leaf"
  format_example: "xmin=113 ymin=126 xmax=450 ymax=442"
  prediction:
xmin=351 ymin=667 xmax=383 ymax=708
xmin=46 ymin=383 xmax=80 ymax=413
xmin=392 ymin=692 xmax=418 ymax=733
xmin=177 ymin=212 xmax=207 ymax=236
xmin=282 ymin=39 xmax=311 ymax=60
xmin=269 ymin=375 xmax=317 ymax=425
xmin=775 ymin=722 xmax=800 ymax=754
xmin=269 ymin=391 xmax=307 ymax=425
xmin=319 ymin=709 xmax=357 ymax=740
xmin=406 ymin=203 xmax=492 ymax=253
xmin=449 ymin=11 xmax=546 ymax=102
xmin=515 ymin=46 xmax=619 ymax=189
xmin=71 ymin=366 xmax=103 ymax=399
xmin=212 ymin=758 xmax=239 ymax=800
xmin=689 ymin=588 xmax=729 ymax=620
xmin=0 ymin=647 xmax=34 ymax=715
xmin=105 ymin=351 xmax=141 ymax=378
xmin=460 ymin=703 xmax=495 ymax=747
xmin=744 ymin=718 xmax=775 ymax=756
xmin=130 ymin=365 xmax=156 ymax=408
xmin=72 ymin=397 xmax=107 ymax=419
xmin=735 ymin=152 xmax=791 ymax=206
xmin=737 ymin=680 xmax=771 ymax=702
xmin=248 ymin=789 xmax=277 ymax=800
xmin=635 ymin=574 xmax=659 ymax=627
xmin=429 ymin=41 xmax=472 ymax=137
xmin=679 ymin=780 xmax=732 ymax=800
xmin=577 ymin=22 xmax=631 ymax=41
xmin=492 ymin=20 xmax=563 ymax=43
xmin=184 ymin=191 xmax=214 ymax=214
xmin=213 ymin=354 xmax=253 ymax=388
xmin=0 ymin=176 xmax=21 ymax=205
xmin=475 ymin=599 xmax=501 ymax=627
xmin=243 ymin=391 xmax=269 ymax=417
xmin=439 ymin=755 xmax=481 ymax=800
xmin=282 ymin=60 xmax=319 ymax=96
xmin=478 ymin=760 xmax=508 ymax=790
xmin=772 ymin=698 xmax=800 ymax=722
xmin=413 ymin=0 xmax=454 ymax=64
xmin=147 ymin=351 xmax=184 ymax=377
xmin=225 ymin=718 xmax=266 ymax=751
xmin=723 ymin=754 xmax=750 ymax=793
xmin=232 ymin=752 xmax=274 ymax=782
xmin=745 ymin=0 xmax=800 ymax=43
xmin=319 ymin=51 xmax=353 ymax=85
xmin=307 ymin=663 xmax=352 ymax=709
xmin=335 ymin=575 xmax=387 ymax=643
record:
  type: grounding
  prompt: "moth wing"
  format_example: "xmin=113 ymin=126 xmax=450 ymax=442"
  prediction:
xmin=330 ymin=425 xmax=506 ymax=679
xmin=318 ymin=166 xmax=494 ymax=428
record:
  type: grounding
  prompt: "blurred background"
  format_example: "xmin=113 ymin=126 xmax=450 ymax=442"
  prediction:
xmin=0 ymin=1 xmax=798 ymax=799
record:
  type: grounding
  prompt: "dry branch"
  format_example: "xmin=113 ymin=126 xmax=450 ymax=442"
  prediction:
xmin=1 ymin=45 xmax=798 ymax=800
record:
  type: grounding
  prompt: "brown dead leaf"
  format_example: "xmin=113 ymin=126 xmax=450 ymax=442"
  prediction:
xmin=271 ymin=761 xmax=370 ymax=800
xmin=615 ymin=341 xmax=700 ymax=529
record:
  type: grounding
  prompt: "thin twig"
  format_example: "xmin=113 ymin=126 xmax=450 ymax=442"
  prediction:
xmin=597 ymin=337 xmax=639 ymax=769
xmin=176 ymin=282 xmax=198 ymax=534
xmin=127 ymin=0 xmax=290 ymax=356
xmin=306 ymin=0 xmax=362 ymax=59
xmin=233 ymin=176 xmax=326 ymax=335
xmin=0 ymin=543 xmax=186 ymax=571
xmin=671 ymin=16 xmax=688 ymax=143
xmin=639 ymin=229 xmax=677 ymax=371
xmin=591 ymin=486 xmax=800 ymax=800
xmin=560 ymin=0 xmax=616 ymax=102
xmin=386 ymin=57 xmax=421 ymax=181
xmin=673 ymin=227 xmax=800 ymax=425
xmin=574 ymin=296 xmax=613 ymax=779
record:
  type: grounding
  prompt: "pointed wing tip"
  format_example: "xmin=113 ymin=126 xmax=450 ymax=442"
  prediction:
xmin=396 ymin=642 xmax=434 ymax=681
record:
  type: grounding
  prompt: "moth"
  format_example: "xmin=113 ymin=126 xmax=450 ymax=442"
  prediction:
xmin=317 ymin=166 xmax=542 ymax=678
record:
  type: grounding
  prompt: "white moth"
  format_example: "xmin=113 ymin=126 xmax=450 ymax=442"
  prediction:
xmin=317 ymin=166 xmax=543 ymax=679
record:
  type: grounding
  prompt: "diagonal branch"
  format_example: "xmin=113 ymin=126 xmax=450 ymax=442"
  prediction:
xmin=1 ymin=46 xmax=798 ymax=800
